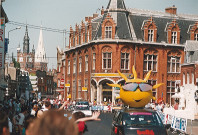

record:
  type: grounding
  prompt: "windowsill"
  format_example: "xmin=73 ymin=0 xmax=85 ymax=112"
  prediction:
xmin=167 ymin=72 xmax=181 ymax=74
xmin=143 ymin=70 xmax=157 ymax=73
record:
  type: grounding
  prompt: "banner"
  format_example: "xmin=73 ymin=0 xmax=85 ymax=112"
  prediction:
xmin=0 ymin=18 xmax=5 ymax=84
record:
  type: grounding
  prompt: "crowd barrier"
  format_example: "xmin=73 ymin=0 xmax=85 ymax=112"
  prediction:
xmin=157 ymin=111 xmax=187 ymax=133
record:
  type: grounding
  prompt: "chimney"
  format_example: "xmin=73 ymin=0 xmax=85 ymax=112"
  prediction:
xmin=165 ymin=5 xmax=177 ymax=15
xmin=85 ymin=17 xmax=89 ymax=22
xmin=93 ymin=13 xmax=98 ymax=19
xmin=101 ymin=6 xmax=104 ymax=15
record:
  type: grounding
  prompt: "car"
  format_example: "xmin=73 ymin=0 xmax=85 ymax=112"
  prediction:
xmin=111 ymin=108 xmax=170 ymax=135
xmin=73 ymin=101 xmax=92 ymax=116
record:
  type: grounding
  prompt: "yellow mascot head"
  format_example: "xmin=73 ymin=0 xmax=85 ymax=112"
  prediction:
xmin=107 ymin=66 xmax=164 ymax=108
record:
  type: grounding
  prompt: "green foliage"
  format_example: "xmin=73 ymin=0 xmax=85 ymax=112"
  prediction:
xmin=12 ymin=58 xmax=20 ymax=68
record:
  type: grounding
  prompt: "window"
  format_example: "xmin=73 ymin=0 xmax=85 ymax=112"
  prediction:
xmin=167 ymin=81 xmax=176 ymax=105
xmin=85 ymin=55 xmax=88 ymax=72
xmin=93 ymin=53 xmax=96 ymax=70
xmin=105 ymin=26 xmax=112 ymax=38
xmin=79 ymin=57 xmax=82 ymax=73
xmin=78 ymin=80 xmax=81 ymax=98
xmin=148 ymin=80 xmax=157 ymax=98
xmin=183 ymin=73 xmax=185 ymax=85
xmin=187 ymin=73 xmax=189 ymax=84
xmin=87 ymin=30 xmax=90 ymax=42
xmin=103 ymin=52 xmax=112 ymax=69
xmin=121 ymin=52 xmax=129 ymax=70
xmin=143 ymin=54 xmax=157 ymax=71
xmin=192 ymin=73 xmax=194 ymax=84
xmin=72 ymin=81 xmax=76 ymax=100
xmin=195 ymin=31 xmax=198 ymax=41
xmin=167 ymin=56 xmax=180 ymax=73
xmin=67 ymin=60 xmax=70 ymax=74
xmin=73 ymin=58 xmax=76 ymax=74
xmin=171 ymin=31 xmax=177 ymax=44
xmin=81 ymin=33 xmax=84 ymax=44
xmin=84 ymin=79 xmax=88 ymax=99
xmin=148 ymin=29 xmax=154 ymax=42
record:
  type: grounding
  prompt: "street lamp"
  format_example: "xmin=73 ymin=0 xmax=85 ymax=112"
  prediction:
xmin=8 ymin=26 xmax=21 ymax=44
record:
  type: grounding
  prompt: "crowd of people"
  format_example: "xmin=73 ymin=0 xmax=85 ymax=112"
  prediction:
xmin=0 ymin=97 xmax=101 ymax=135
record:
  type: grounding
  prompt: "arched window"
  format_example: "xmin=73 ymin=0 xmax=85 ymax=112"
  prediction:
xmin=143 ymin=17 xmax=157 ymax=42
xmin=171 ymin=27 xmax=177 ymax=44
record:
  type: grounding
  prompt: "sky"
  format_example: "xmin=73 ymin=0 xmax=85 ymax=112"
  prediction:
xmin=2 ymin=0 xmax=198 ymax=70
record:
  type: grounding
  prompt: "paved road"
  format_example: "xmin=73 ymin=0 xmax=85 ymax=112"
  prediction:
xmin=84 ymin=112 xmax=113 ymax=135
xmin=83 ymin=112 xmax=190 ymax=135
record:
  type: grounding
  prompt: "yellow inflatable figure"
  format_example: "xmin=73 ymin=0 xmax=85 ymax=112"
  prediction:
xmin=107 ymin=66 xmax=164 ymax=108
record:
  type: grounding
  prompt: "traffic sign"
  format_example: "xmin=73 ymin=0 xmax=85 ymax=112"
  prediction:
xmin=60 ymin=78 xmax=64 ymax=89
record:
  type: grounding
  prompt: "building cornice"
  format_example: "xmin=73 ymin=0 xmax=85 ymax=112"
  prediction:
xmin=64 ymin=39 xmax=185 ymax=53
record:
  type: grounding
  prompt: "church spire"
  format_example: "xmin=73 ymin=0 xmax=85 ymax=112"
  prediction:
xmin=23 ymin=25 xmax=30 ymax=53
xmin=35 ymin=26 xmax=47 ymax=63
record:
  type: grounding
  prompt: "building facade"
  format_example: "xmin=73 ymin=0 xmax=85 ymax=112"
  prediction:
xmin=64 ymin=0 xmax=198 ymax=105
xmin=17 ymin=26 xmax=48 ymax=73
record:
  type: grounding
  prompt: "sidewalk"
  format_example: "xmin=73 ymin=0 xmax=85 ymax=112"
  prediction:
xmin=186 ymin=119 xmax=198 ymax=135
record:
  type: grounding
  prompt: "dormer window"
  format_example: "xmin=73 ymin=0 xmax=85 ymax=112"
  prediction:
xmin=148 ymin=29 xmax=154 ymax=42
xmin=105 ymin=26 xmax=112 ymax=39
xmin=101 ymin=14 xmax=116 ymax=39
xmin=142 ymin=17 xmax=157 ymax=42
xmin=166 ymin=20 xmax=180 ymax=44
xmin=171 ymin=31 xmax=177 ymax=44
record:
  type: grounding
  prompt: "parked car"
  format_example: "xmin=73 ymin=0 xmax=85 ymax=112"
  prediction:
xmin=73 ymin=101 xmax=92 ymax=116
xmin=111 ymin=108 xmax=170 ymax=135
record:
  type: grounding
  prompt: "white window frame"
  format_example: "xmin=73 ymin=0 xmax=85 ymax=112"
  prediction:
xmin=187 ymin=73 xmax=189 ymax=84
xmin=167 ymin=56 xmax=180 ymax=73
xmin=87 ymin=30 xmax=90 ymax=42
xmin=105 ymin=26 xmax=112 ymax=39
xmin=195 ymin=33 xmax=198 ymax=41
xmin=85 ymin=55 xmax=88 ymax=72
xmin=143 ymin=54 xmax=157 ymax=71
xmin=148 ymin=29 xmax=154 ymax=42
xmin=102 ymin=52 xmax=112 ymax=69
xmin=73 ymin=58 xmax=76 ymax=74
xmin=93 ymin=53 xmax=96 ymax=70
xmin=121 ymin=52 xmax=130 ymax=70
xmin=183 ymin=73 xmax=185 ymax=85
xmin=79 ymin=57 xmax=82 ymax=73
xmin=171 ymin=31 xmax=177 ymax=44
xmin=192 ymin=73 xmax=194 ymax=84
xmin=167 ymin=80 xmax=176 ymax=106
xmin=67 ymin=60 xmax=70 ymax=74
xmin=78 ymin=80 xmax=81 ymax=98
xmin=81 ymin=33 xmax=84 ymax=44
xmin=148 ymin=80 xmax=157 ymax=98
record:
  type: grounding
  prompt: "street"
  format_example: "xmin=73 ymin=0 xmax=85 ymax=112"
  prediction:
xmin=83 ymin=112 xmax=182 ymax=135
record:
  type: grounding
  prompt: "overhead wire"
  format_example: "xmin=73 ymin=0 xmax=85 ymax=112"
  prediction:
xmin=7 ymin=20 xmax=70 ymax=33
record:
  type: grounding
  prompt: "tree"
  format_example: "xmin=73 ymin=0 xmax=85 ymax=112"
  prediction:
xmin=12 ymin=58 xmax=20 ymax=68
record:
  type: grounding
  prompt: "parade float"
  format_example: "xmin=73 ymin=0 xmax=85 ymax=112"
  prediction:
xmin=107 ymin=66 xmax=164 ymax=108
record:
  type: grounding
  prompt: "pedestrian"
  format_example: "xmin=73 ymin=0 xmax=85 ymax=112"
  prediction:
xmin=73 ymin=111 xmax=101 ymax=135
xmin=28 ymin=110 xmax=78 ymax=135
xmin=0 ymin=111 xmax=10 ymax=135
xmin=13 ymin=106 xmax=28 ymax=135
xmin=30 ymin=104 xmax=38 ymax=117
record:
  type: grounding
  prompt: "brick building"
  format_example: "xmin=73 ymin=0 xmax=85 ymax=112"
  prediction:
xmin=17 ymin=26 xmax=48 ymax=74
xmin=64 ymin=0 xmax=198 ymax=105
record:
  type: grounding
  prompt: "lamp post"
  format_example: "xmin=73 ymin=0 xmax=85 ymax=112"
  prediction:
xmin=8 ymin=27 xmax=21 ymax=44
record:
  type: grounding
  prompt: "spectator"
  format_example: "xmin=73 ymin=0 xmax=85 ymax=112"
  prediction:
xmin=28 ymin=110 xmax=78 ymax=135
xmin=13 ymin=106 xmax=28 ymax=135
xmin=37 ymin=101 xmax=51 ymax=118
xmin=0 ymin=111 xmax=10 ymax=135
xmin=30 ymin=104 xmax=38 ymax=117
xmin=73 ymin=111 xmax=101 ymax=135
xmin=22 ymin=115 xmax=36 ymax=135
xmin=174 ymin=100 xmax=179 ymax=110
